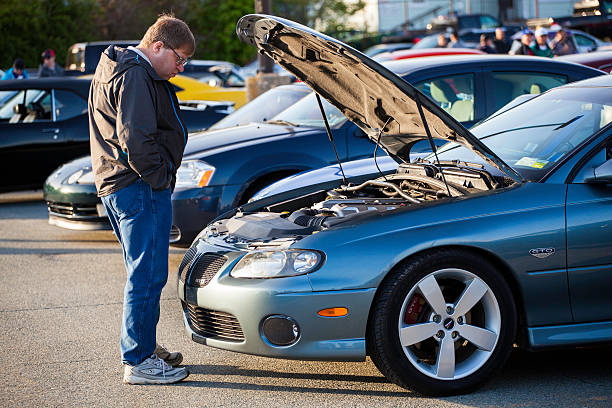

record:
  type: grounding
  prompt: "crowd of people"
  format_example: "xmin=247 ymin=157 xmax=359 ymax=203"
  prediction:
xmin=436 ymin=26 xmax=578 ymax=58
xmin=1 ymin=48 xmax=64 ymax=80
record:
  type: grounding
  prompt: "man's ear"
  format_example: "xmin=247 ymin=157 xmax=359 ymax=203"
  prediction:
xmin=152 ymin=41 xmax=164 ymax=54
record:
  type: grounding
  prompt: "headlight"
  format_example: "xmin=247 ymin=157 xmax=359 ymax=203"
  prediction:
xmin=175 ymin=160 xmax=215 ymax=188
xmin=66 ymin=169 xmax=94 ymax=185
xmin=230 ymin=250 xmax=323 ymax=278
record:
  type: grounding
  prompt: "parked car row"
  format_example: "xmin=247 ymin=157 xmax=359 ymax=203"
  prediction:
xmin=41 ymin=52 xmax=603 ymax=245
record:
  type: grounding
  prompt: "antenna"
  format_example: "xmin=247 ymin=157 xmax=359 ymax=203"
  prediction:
xmin=315 ymin=93 xmax=348 ymax=185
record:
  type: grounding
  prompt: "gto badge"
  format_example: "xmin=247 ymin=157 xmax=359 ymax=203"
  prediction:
xmin=529 ymin=248 xmax=555 ymax=259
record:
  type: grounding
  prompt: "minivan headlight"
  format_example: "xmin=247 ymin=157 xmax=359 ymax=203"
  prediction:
xmin=230 ymin=250 xmax=323 ymax=278
xmin=175 ymin=160 xmax=215 ymax=188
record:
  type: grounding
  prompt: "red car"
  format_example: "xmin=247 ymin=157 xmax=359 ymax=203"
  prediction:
xmin=374 ymin=48 xmax=485 ymax=62
xmin=557 ymin=50 xmax=612 ymax=73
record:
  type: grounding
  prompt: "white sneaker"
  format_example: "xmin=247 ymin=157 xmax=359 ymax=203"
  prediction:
xmin=123 ymin=354 xmax=189 ymax=385
xmin=155 ymin=343 xmax=183 ymax=367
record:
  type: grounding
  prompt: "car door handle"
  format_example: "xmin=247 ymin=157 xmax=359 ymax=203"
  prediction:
xmin=42 ymin=128 xmax=61 ymax=139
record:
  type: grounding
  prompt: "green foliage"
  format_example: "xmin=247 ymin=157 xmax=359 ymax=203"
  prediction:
xmin=0 ymin=0 xmax=98 ymax=70
xmin=0 ymin=0 xmax=367 ymax=71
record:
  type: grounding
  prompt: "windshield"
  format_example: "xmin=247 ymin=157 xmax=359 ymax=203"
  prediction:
xmin=210 ymin=86 xmax=310 ymax=130
xmin=270 ymin=92 xmax=347 ymax=128
xmin=411 ymin=35 xmax=442 ymax=50
xmin=432 ymin=87 xmax=612 ymax=181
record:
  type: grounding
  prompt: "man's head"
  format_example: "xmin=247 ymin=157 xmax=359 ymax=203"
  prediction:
xmin=495 ymin=27 xmax=504 ymax=40
xmin=437 ymin=33 xmax=448 ymax=47
xmin=480 ymin=34 xmax=493 ymax=46
xmin=41 ymin=49 xmax=56 ymax=68
xmin=555 ymin=28 xmax=567 ymax=41
xmin=12 ymin=58 xmax=25 ymax=76
xmin=521 ymin=30 xmax=534 ymax=46
xmin=450 ymin=31 xmax=459 ymax=42
xmin=535 ymin=27 xmax=548 ymax=46
xmin=139 ymin=13 xmax=195 ymax=80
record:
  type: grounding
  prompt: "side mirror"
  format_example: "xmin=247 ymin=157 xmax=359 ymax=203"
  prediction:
xmin=584 ymin=159 xmax=612 ymax=183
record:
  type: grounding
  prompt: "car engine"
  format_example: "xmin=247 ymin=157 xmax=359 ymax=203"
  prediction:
xmin=204 ymin=162 xmax=510 ymax=248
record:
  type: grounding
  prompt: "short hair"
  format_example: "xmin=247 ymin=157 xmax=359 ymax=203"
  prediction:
xmin=480 ymin=34 xmax=491 ymax=42
xmin=13 ymin=58 xmax=25 ymax=70
xmin=140 ymin=13 xmax=195 ymax=55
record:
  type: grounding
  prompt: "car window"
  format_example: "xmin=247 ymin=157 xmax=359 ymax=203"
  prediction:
xmin=54 ymin=90 xmax=87 ymax=121
xmin=480 ymin=16 xmax=499 ymax=29
xmin=0 ymin=89 xmax=52 ymax=123
xmin=572 ymin=142 xmax=612 ymax=183
xmin=210 ymin=86 xmax=310 ymax=130
xmin=414 ymin=74 xmax=475 ymax=123
xmin=490 ymin=72 xmax=567 ymax=112
xmin=270 ymin=92 xmax=346 ymax=128
xmin=574 ymin=34 xmax=596 ymax=48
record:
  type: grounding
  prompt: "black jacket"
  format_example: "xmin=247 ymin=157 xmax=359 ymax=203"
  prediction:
xmin=88 ymin=46 xmax=187 ymax=196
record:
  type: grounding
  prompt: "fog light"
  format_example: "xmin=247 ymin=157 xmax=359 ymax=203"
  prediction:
xmin=261 ymin=315 xmax=300 ymax=346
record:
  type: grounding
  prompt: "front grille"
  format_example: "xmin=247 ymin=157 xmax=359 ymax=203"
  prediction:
xmin=178 ymin=246 xmax=198 ymax=282
xmin=187 ymin=254 xmax=227 ymax=287
xmin=46 ymin=201 xmax=99 ymax=219
xmin=184 ymin=302 xmax=245 ymax=342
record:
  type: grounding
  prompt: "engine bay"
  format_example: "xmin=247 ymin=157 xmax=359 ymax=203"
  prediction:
xmin=204 ymin=162 xmax=512 ymax=249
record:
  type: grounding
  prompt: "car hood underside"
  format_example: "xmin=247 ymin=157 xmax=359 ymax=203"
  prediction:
xmin=236 ymin=14 xmax=521 ymax=183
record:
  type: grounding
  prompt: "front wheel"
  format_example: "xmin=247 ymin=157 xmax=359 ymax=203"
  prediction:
xmin=368 ymin=249 xmax=517 ymax=395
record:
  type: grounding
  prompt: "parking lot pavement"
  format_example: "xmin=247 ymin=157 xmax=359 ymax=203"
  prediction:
xmin=1 ymin=199 xmax=611 ymax=407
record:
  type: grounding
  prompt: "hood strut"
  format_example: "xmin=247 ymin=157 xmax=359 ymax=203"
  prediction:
xmin=415 ymin=95 xmax=453 ymax=198
xmin=315 ymin=93 xmax=347 ymax=185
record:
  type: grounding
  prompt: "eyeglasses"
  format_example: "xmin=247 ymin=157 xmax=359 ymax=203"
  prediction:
xmin=166 ymin=44 xmax=190 ymax=66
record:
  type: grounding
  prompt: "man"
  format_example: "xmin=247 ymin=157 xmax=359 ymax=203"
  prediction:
xmin=2 ymin=58 xmax=28 ymax=79
xmin=477 ymin=34 xmax=497 ymax=54
xmin=37 ymin=49 xmax=64 ymax=77
xmin=447 ymin=31 xmax=466 ymax=48
xmin=436 ymin=33 xmax=448 ymax=48
xmin=531 ymin=27 xmax=553 ymax=57
xmin=493 ymin=28 xmax=510 ymax=54
xmin=510 ymin=29 xmax=534 ymax=55
xmin=88 ymin=14 xmax=194 ymax=385
xmin=550 ymin=28 xmax=577 ymax=56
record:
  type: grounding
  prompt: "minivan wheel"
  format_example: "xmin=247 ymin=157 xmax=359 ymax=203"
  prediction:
xmin=368 ymin=249 xmax=516 ymax=396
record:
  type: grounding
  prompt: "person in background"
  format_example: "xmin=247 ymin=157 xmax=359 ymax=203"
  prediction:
xmin=509 ymin=29 xmax=534 ymax=55
xmin=2 ymin=58 xmax=29 ymax=80
xmin=436 ymin=33 xmax=448 ymax=48
xmin=550 ymin=28 xmax=577 ymax=56
xmin=447 ymin=31 xmax=466 ymax=48
xmin=477 ymin=34 xmax=497 ymax=54
xmin=531 ymin=27 xmax=553 ymax=57
xmin=493 ymin=28 xmax=510 ymax=54
xmin=38 ymin=49 xmax=64 ymax=77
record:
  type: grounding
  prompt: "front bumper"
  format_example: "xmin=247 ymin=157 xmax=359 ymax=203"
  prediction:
xmin=178 ymin=239 xmax=375 ymax=361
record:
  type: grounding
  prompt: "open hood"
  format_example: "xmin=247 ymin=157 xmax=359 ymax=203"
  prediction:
xmin=237 ymin=14 xmax=522 ymax=183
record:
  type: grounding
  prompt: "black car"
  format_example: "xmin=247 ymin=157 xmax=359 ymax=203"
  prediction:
xmin=43 ymin=55 xmax=604 ymax=245
xmin=0 ymin=77 xmax=232 ymax=192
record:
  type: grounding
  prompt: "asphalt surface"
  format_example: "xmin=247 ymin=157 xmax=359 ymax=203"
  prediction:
xmin=1 ymin=193 xmax=611 ymax=407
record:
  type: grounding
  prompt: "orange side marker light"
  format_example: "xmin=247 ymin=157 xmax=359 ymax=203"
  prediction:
xmin=317 ymin=307 xmax=348 ymax=317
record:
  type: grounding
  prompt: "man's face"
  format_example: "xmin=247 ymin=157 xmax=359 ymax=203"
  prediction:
xmin=150 ymin=41 xmax=192 ymax=80
xmin=44 ymin=56 xmax=55 ymax=67
xmin=13 ymin=67 xmax=23 ymax=76
xmin=495 ymin=28 xmax=504 ymax=40
xmin=522 ymin=34 xmax=533 ymax=45
xmin=536 ymin=34 xmax=547 ymax=45
xmin=437 ymin=35 xmax=447 ymax=47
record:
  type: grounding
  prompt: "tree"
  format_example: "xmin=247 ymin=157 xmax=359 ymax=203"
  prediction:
xmin=0 ymin=0 xmax=98 ymax=69
xmin=273 ymin=0 xmax=366 ymax=33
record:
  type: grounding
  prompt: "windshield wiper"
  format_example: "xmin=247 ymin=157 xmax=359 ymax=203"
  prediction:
xmin=554 ymin=115 xmax=583 ymax=130
xmin=266 ymin=119 xmax=299 ymax=127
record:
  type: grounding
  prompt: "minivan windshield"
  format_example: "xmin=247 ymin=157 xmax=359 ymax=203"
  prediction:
xmin=269 ymin=92 xmax=347 ymax=128
xmin=431 ymin=87 xmax=612 ymax=181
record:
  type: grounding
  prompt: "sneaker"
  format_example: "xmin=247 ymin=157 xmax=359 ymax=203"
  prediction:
xmin=123 ymin=354 xmax=189 ymax=385
xmin=155 ymin=343 xmax=183 ymax=367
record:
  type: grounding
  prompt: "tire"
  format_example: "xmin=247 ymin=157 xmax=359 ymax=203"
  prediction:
xmin=367 ymin=249 xmax=517 ymax=396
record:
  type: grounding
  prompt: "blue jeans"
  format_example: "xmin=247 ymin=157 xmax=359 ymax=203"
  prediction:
xmin=101 ymin=179 xmax=172 ymax=366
